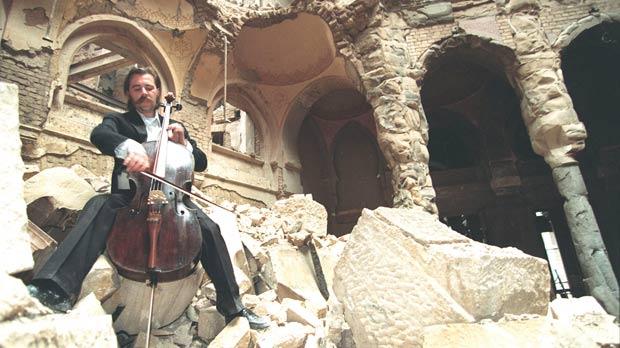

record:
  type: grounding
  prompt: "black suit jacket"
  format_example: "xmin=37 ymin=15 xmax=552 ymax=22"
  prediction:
xmin=90 ymin=109 xmax=207 ymax=194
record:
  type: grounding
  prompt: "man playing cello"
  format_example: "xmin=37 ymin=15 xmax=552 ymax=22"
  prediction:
xmin=28 ymin=66 xmax=270 ymax=330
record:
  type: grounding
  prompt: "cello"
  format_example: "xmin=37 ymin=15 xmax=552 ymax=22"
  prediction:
xmin=106 ymin=93 xmax=201 ymax=346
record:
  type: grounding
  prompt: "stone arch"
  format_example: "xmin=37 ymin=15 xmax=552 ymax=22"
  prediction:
xmin=208 ymin=84 xmax=273 ymax=159
xmin=415 ymin=34 xmax=519 ymax=90
xmin=552 ymin=11 xmax=620 ymax=50
xmin=418 ymin=33 xmax=555 ymax=260
xmin=50 ymin=14 xmax=179 ymax=110
xmin=282 ymin=75 xmax=361 ymax=166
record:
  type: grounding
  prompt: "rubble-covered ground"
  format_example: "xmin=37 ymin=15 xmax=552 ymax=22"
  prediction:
xmin=1 ymin=165 xmax=618 ymax=347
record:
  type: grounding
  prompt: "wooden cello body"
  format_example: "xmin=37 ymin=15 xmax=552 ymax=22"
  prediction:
xmin=106 ymin=140 xmax=202 ymax=282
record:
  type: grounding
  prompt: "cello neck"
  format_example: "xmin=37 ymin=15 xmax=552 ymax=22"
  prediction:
xmin=152 ymin=94 xmax=176 ymax=177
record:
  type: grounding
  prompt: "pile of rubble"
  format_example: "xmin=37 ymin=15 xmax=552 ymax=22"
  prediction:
xmin=3 ymin=164 xmax=617 ymax=347
xmin=1 ymin=82 xmax=618 ymax=347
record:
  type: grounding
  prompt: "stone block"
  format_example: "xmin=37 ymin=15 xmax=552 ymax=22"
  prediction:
xmin=197 ymin=305 xmax=226 ymax=341
xmin=78 ymin=255 xmax=120 ymax=303
xmin=334 ymin=207 xmax=550 ymax=347
xmin=209 ymin=316 xmax=251 ymax=348
xmin=0 ymin=82 xmax=32 ymax=274
xmin=282 ymin=298 xmax=321 ymax=328
xmin=264 ymin=245 xmax=327 ymax=307
xmin=0 ymin=312 xmax=116 ymax=347
xmin=423 ymin=313 xmax=619 ymax=347
xmin=550 ymin=296 xmax=609 ymax=321
xmin=23 ymin=167 xmax=97 ymax=210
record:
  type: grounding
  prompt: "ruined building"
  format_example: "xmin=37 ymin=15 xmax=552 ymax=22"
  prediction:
xmin=1 ymin=0 xmax=619 ymax=341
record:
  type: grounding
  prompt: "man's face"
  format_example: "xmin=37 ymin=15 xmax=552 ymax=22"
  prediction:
xmin=128 ymin=73 xmax=159 ymax=116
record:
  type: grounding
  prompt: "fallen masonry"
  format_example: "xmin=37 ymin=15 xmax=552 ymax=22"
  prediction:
xmin=0 ymin=164 xmax=617 ymax=347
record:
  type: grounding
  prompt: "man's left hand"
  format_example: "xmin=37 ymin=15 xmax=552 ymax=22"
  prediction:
xmin=167 ymin=124 xmax=187 ymax=146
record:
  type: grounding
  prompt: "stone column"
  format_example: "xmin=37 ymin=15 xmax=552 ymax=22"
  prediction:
xmin=355 ymin=16 xmax=437 ymax=214
xmin=507 ymin=9 xmax=619 ymax=315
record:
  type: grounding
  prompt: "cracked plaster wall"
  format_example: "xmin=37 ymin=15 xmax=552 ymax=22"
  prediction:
xmin=4 ymin=0 xmax=620 ymax=211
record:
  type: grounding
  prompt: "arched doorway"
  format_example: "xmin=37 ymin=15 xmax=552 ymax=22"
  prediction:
xmin=561 ymin=21 xmax=620 ymax=279
xmin=420 ymin=46 xmax=585 ymax=295
xmin=297 ymin=88 xmax=391 ymax=236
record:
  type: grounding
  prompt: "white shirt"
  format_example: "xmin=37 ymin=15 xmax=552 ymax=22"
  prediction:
xmin=113 ymin=112 xmax=193 ymax=190
xmin=114 ymin=112 xmax=193 ymax=159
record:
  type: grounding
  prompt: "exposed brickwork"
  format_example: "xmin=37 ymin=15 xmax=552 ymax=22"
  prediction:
xmin=173 ymin=94 xmax=211 ymax=153
xmin=0 ymin=48 xmax=52 ymax=127
xmin=408 ymin=22 xmax=455 ymax=63
xmin=539 ymin=0 xmax=620 ymax=43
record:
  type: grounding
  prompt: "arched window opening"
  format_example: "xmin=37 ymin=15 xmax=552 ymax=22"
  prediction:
xmin=67 ymin=42 xmax=139 ymax=110
xmin=211 ymin=100 xmax=258 ymax=157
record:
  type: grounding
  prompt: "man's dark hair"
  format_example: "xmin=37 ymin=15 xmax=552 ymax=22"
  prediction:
xmin=123 ymin=66 xmax=161 ymax=111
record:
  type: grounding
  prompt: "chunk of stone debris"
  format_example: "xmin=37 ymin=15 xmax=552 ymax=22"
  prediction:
xmin=71 ymin=293 xmax=107 ymax=316
xmin=242 ymin=293 xmax=261 ymax=309
xmin=70 ymin=164 xmax=110 ymax=192
xmin=0 ymin=311 xmax=116 ymax=347
xmin=24 ymin=167 xmax=98 ymax=242
xmin=272 ymin=194 xmax=328 ymax=238
xmin=208 ymin=206 xmax=253 ymax=286
xmin=263 ymin=245 xmax=327 ymax=306
xmin=334 ymin=206 xmax=550 ymax=347
xmin=23 ymin=167 xmax=97 ymax=210
xmin=209 ymin=316 xmax=251 ymax=348
xmin=287 ymin=229 xmax=311 ymax=247
xmin=197 ymin=305 xmax=226 ymax=341
xmin=423 ymin=313 xmax=620 ymax=348
xmin=282 ymin=298 xmax=321 ymax=328
xmin=258 ymin=289 xmax=278 ymax=302
xmin=0 ymin=272 xmax=51 ymax=321
xmin=550 ymin=296 xmax=609 ymax=321
xmin=78 ymin=255 xmax=120 ymax=302
xmin=134 ymin=332 xmax=166 ymax=348
xmin=0 ymin=82 xmax=32 ymax=274
xmin=256 ymin=322 xmax=313 ymax=348
xmin=323 ymin=296 xmax=354 ymax=348
xmin=253 ymin=300 xmax=286 ymax=325
xmin=201 ymin=281 xmax=217 ymax=302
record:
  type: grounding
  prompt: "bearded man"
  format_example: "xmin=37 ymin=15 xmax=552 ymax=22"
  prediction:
xmin=28 ymin=66 xmax=269 ymax=330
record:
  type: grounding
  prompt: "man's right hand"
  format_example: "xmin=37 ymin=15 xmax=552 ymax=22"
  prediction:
xmin=123 ymin=152 xmax=150 ymax=172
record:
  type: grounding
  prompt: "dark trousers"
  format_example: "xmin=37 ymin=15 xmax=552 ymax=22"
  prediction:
xmin=32 ymin=193 xmax=244 ymax=317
